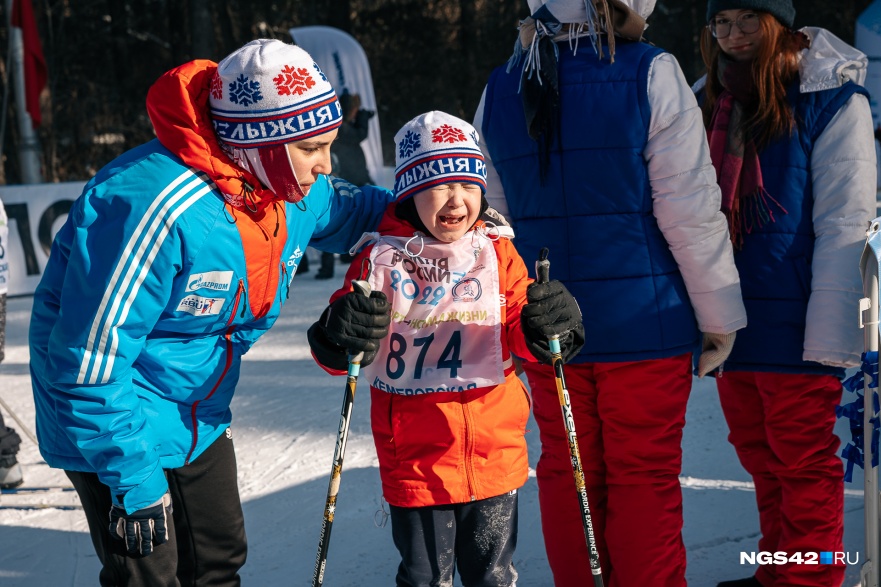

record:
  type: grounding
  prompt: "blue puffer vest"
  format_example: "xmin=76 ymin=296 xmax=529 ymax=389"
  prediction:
xmin=482 ymin=41 xmax=699 ymax=363
xmin=722 ymin=81 xmax=867 ymax=377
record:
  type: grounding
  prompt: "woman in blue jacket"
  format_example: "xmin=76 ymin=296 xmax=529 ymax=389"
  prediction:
xmin=29 ymin=39 xmax=392 ymax=586
xmin=699 ymin=2 xmax=876 ymax=586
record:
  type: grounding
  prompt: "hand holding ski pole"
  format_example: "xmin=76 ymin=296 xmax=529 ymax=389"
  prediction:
xmin=531 ymin=248 xmax=604 ymax=587
xmin=312 ymin=280 xmax=373 ymax=587
xmin=521 ymin=251 xmax=584 ymax=365
xmin=307 ymin=283 xmax=390 ymax=372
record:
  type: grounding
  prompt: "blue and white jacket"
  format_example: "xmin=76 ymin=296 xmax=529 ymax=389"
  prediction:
xmin=476 ymin=38 xmax=747 ymax=363
xmin=29 ymin=60 xmax=393 ymax=513
xmin=695 ymin=27 xmax=876 ymax=375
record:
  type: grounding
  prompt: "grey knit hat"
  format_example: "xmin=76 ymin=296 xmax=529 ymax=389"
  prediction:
xmin=706 ymin=0 xmax=795 ymax=28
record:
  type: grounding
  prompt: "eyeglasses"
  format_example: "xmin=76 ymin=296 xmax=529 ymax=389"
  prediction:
xmin=710 ymin=12 xmax=760 ymax=39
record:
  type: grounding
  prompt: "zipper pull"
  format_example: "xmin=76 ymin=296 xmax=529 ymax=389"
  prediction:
xmin=281 ymin=263 xmax=291 ymax=300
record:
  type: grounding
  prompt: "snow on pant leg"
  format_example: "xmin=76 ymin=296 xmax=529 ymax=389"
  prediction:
xmin=389 ymin=503 xmax=458 ymax=587
xmin=66 ymin=469 xmax=180 ymax=587
xmin=717 ymin=372 xmax=782 ymax=587
xmin=597 ymin=353 xmax=692 ymax=587
xmin=723 ymin=372 xmax=845 ymax=587
xmin=454 ymin=491 xmax=519 ymax=587
xmin=390 ymin=494 xmax=519 ymax=587
xmin=524 ymin=361 xmax=610 ymax=586
xmin=166 ymin=429 xmax=247 ymax=587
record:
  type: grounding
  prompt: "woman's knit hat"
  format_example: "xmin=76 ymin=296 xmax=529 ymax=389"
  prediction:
xmin=209 ymin=39 xmax=342 ymax=148
xmin=393 ymin=111 xmax=486 ymax=202
xmin=706 ymin=0 xmax=795 ymax=28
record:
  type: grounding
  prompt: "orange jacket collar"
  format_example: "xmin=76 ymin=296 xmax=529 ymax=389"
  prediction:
xmin=145 ymin=59 xmax=279 ymax=211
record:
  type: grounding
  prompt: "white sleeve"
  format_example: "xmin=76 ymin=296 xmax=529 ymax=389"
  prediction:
xmin=645 ymin=53 xmax=747 ymax=335
xmin=473 ymin=87 xmax=510 ymax=218
xmin=804 ymin=92 xmax=877 ymax=368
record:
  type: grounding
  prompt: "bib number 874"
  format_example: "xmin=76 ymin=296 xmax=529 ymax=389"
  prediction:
xmin=386 ymin=331 xmax=463 ymax=380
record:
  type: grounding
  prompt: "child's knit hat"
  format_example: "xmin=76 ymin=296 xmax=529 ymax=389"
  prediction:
xmin=394 ymin=111 xmax=486 ymax=202
xmin=209 ymin=39 xmax=342 ymax=148
xmin=706 ymin=0 xmax=794 ymax=27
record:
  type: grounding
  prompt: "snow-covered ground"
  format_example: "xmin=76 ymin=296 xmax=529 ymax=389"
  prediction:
xmin=0 ymin=273 xmax=869 ymax=586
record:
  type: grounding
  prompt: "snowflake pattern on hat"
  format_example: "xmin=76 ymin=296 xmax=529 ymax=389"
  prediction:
xmin=229 ymin=74 xmax=263 ymax=106
xmin=399 ymin=131 xmax=421 ymax=159
xmin=432 ymin=124 xmax=467 ymax=143
xmin=313 ymin=63 xmax=327 ymax=82
xmin=209 ymin=39 xmax=342 ymax=148
xmin=274 ymin=65 xmax=315 ymax=96
xmin=393 ymin=111 xmax=487 ymax=202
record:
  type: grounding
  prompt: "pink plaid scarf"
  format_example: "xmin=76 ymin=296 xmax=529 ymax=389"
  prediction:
xmin=706 ymin=57 xmax=786 ymax=248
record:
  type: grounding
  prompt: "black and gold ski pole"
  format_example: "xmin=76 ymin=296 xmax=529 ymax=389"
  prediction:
xmin=312 ymin=279 xmax=371 ymax=587
xmin=535 ymin=248 xmax=604 ymax=587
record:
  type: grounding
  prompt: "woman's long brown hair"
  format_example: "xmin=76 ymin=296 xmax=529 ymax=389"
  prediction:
xmin=700 ymin=12 xmax=805 ymax=149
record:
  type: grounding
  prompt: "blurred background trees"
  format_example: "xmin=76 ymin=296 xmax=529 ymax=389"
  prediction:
xmin=1 ymin=0 xmax=874 ymax=184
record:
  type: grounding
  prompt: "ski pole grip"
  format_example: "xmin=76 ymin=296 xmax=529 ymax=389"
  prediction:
xmin=536 ymin=247 xmax=550 ymax=285
xmin=535 ymin=248 xmax=562 ymax=348
xmin=351 ymin=280 xmax=371 ymax=297
xmin=348 ymin=280 xmax=372 ymax=364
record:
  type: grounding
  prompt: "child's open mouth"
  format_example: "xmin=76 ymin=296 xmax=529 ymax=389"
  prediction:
xmin=439 ymin=215 xmax=465 ymax=226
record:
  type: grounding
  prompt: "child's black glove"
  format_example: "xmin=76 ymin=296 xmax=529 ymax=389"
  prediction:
xmin=521 ymin=280 xmax=584 ymax=364
xmin=308 ymin=290 xmax=391 ymax=370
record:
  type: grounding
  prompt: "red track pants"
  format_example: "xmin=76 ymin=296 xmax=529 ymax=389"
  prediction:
xmin=524 ymin=353 xmax=692 ymax=587
xmin=716 ymin=371 xmax=845 ymax=587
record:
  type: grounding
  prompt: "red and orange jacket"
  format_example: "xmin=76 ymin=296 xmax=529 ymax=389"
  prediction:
xmin=318 ymin=204 xmax=535 ymax=507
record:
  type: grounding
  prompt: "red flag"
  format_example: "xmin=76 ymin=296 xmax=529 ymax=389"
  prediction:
xmin=11 ymin=0 xmax=46 ymax=128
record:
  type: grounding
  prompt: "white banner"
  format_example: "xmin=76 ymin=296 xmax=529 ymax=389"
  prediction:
xmin=1 ymin=181 xmax=85 ymax=296
xmin=289 ymin=25 xmax=386 ymax=186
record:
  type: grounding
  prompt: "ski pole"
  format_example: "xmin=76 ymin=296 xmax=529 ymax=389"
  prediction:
xmin=312 ymin=279 xmax=371 ymax=587
xmin=535 ymin=248 xmax=604 ymax=587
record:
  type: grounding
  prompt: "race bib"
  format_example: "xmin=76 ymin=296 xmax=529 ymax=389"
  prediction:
xmin=362 ymin=233 xmax=505 ymax=395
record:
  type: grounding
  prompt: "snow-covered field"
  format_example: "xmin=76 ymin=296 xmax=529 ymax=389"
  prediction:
xmin=0 ymin=273 xmax=868 ymax=586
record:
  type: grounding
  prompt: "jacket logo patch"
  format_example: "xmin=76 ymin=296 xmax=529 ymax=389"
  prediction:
xmin=186 ymin=271 xmax=233 ymax=292
xmin=287 ymin=247 xmax=304 ymax=267
xmin=176 ymin=295 xmax=226 ymax=316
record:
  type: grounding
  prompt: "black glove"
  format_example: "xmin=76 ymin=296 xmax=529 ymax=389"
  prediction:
xmin=521 ymin=280 xmax=584 ymax=364
xmin=109 ymin=492 xmax=172 ymax=556
xmin=308 ymin=290 xmax=390 ymax=370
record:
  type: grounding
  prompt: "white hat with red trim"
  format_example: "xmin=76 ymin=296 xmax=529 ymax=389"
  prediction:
xmin=393 ymin=111 xmax=487 ymax=202
xmin=209 ymin=39 xmax=342 ymax=148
